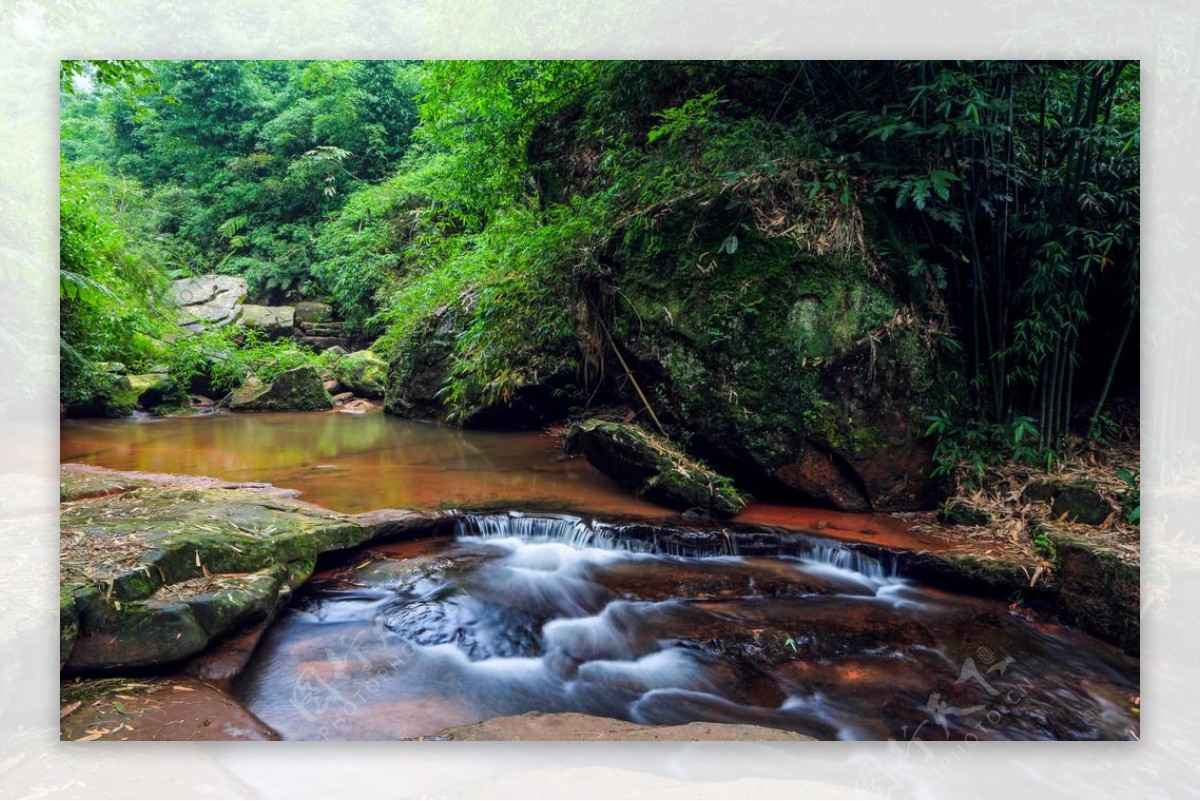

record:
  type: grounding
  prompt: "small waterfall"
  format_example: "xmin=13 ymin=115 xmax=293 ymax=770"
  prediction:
xmin=455 ymin=512 xmax=897 ymax=583
xmin=797 ymin=539 xmax=897 ymax=582
xmin=456 ymin=511 xmax=621 ymax=550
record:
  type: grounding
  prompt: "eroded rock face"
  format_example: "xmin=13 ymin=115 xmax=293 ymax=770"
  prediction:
xmin=384 ymin=306 xmax=459 ymax=421
xmin=171 ymin=275 xmax=248 ymax=332
xmin=564 ymin=419 xmax=746 ymax=517
xmin=229 ymin=366 xmax=333 ymax=411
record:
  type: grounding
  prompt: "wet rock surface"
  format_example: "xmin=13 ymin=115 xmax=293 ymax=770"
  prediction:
xmin=439 ymin=711 xmax=814 ymax=741
xmin=565 ymin=419 xmax=746 ymax=517
xmin=58 ymin=465 xmax=443 ymax=673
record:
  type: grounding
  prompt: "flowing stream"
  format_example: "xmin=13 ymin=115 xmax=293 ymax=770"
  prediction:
xmin=61 ymin=413 xmax=1139 ymax=740
xmin=234 ymin=512 xmax=1139 ymax=741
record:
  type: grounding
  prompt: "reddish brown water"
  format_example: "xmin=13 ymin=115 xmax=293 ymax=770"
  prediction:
xmin=60 ymin=411 xmax=667 ymax=517
xmin=59 ymin=411 xmax=945 ymax=548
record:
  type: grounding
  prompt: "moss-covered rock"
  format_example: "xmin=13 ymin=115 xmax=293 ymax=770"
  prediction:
xmin=60 ymin=587 xmax=79 ymax=669
xmin=332 ymin=350 xmax=387 ymax=399
xmin=1051 ymin=485 xmax=1116 ymax=526
xmin=610 ymin=210 xmax=946 ymax=512
xmin=565 ymin=419 xmax=746 ymax=517
xmin=384 ymin=306 xmax=459 ymax=421
xmin=384 ymin=306 xmax=575 ymax=428
xmin=59 ymin=466 xmax=450 ymax=673
xmin=239 ymin=304 xmax=295 ymax=338
xmin=62 ymin=369 xmax=138 ymax=418
xmin=229 ymin=365 xmax=333 ymax=411
xmin=127 ymin=372 xmax=185 ymax=410
xmin=1051 ymin=536 xmax=1139 ymax=654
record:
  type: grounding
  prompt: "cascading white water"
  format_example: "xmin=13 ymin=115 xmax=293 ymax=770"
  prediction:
xmin=236 ymin=511 xmax=1141 ymax=742
xmin=457 ymin=511 xmax=898 ymax=583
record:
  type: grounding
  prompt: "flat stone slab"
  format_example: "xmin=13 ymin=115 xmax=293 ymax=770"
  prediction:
xmin=59 ymin=465 xmax=444 ymax=673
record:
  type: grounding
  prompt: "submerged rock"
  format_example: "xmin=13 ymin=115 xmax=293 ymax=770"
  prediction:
xmin=229 ymin=366 xmax=333 ymax=411
xmin=332 ymin=350 xmax=387 ymax=399
xmin=564 ymin=419 xmax=746 ymax=517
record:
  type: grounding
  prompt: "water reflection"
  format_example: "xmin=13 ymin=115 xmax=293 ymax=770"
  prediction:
xmin=60 ymin=411 xmax=667 ymax=516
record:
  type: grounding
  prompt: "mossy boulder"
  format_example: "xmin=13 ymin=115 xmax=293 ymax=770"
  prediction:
xmin=384 ymin=306 xmax=459 ymax=421
xmin=229 ymin=365 xmax=333 ymax=411
xmin=333 ymin=350 xmax=387 ymax=399
xmin=127 ymin=372 xmax=185 ymax=410
xmin=384 ymin=306 xmax=575 ymax=428
xmin=1051 ymin=484 xmax=1116 ymax=526
xmin=62 ymin=369 xmax=137 ymax=418
xmin=294 ymin=300 xmax=334 ymax=325
xmin=564 ymin=419 xmax=746 ymax=517
xmin=609 ymin=209 xmax=946 ymax=512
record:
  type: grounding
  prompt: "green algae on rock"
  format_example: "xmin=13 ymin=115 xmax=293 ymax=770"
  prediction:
xmin=564 ymin=419 xmax=746 ymax=517
xmin=229 ymin=365 xmax=333 ymax=411
xmin=332 ymin=350 xmax=388 ymax=399
xmin=58 ymin=466 xmax=442 ymax=672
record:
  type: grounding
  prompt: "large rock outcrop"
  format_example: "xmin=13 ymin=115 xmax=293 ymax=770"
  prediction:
xmin=383 ymin=305 xmax=579 ymax=429
xmin=608 ymin=213 xmax=946 ymax=512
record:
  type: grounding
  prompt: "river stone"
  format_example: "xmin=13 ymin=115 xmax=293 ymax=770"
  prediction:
xmin=171 ymin=275 xmax=248 ymax=332
xmin=332 ymin=350 xmax=387 ymax=399
xmin=239 ymin=304 xmax=295 ymax=338
xmin=228 ymin=366 xmax=333 ymax=411
xmin=564 ymin=419 xmax=746 ymax=517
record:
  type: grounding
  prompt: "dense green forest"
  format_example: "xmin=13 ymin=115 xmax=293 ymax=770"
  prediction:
xmin=60 ymin=60 xmax=1139 ymax=504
